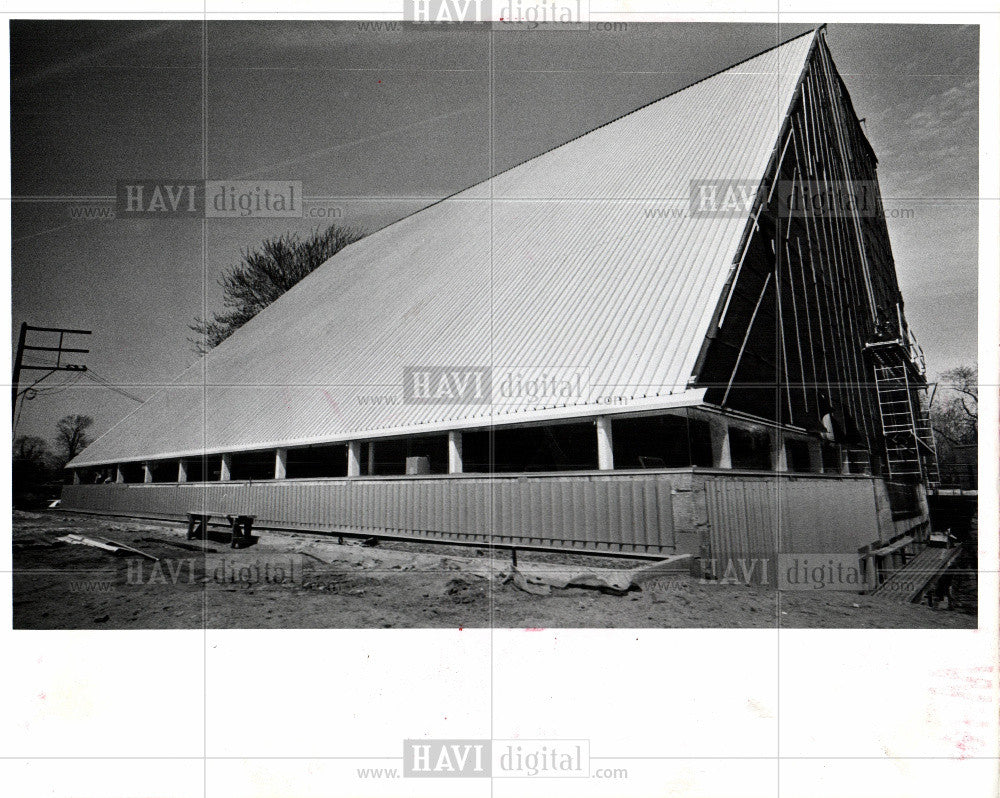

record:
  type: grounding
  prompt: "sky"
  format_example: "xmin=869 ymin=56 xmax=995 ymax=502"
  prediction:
xmin=8 ymin=21 xmax=979 ymax=450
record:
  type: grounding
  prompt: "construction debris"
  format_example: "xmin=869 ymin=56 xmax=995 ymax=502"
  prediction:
xmin=511 ymin=570 xmax=553 ymax=596
xmin=56 ymin=534 xmax=121 ymax=552
xmin=100 ymin=537 xmax=159 ymax=561
xmin=291 ymin=536 xmax=693 ymax=598
xmin=509 ymin=555 xmax=694 ymax=597
xmin=55 ymin=534 xmax=158 ymax=561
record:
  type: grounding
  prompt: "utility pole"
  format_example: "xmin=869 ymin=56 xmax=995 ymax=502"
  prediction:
xmin=11 ymin=323 xmax=92 ymax=423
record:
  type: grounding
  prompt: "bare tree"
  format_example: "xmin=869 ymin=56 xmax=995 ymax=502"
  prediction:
xmin=189 ymin=224 xmax=362 ymax=353
xmin=931 ymin=365 xmax=977 ymax=488
xmin=931 ymin=365 xmax=977 ymax=446
xmin=55 ymin=414 xmax=94 ymax=464
xmin=14 ymin=435 xmax=51 ymax=463
xmin=13 ymin=435 xmax=55 ymax=508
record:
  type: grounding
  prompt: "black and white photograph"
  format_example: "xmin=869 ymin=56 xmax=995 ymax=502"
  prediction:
xmin=3 ymin=4 xmax=997 ymax=797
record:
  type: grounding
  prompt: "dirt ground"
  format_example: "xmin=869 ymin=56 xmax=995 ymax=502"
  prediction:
xmin=12 ymin=510 xmax=977 ymax=630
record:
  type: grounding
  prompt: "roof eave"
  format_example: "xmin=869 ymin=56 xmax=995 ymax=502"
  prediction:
xmin=67 ymin=388 xmax=708 ymax=468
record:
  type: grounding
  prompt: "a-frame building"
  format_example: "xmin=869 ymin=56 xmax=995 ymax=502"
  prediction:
xmin=64 ymin=27 xmax=936 ymax=583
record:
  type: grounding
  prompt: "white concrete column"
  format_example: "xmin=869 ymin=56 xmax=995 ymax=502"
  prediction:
xmin=143 ymin=462 xmax=153 ymax=483
xmin=220 ymin=453 xmax=232 ymax=481
xmin=596 ymin=416 xmax=614 ymax=470
xmin=115 ymin=465 xmax=125 ymax=483
xmin=448 ymin=431 xmax=463 ymax=474
xmin=178 ymin=459 xmax=188 ymax=483
xmin=347 ymin=441 xmax=361 ymax=477
xmin=772 ymin=433 xmax=788 ymax=472
xmin=275 ymin=448 xmax=288 ymax=479
xmin=72 ymin=470 xmax=81 ymax=484
xmin=367 ymin=442 xmax=375 ymax=476
xmin=710 ymin=417 xmax=732 ymax=468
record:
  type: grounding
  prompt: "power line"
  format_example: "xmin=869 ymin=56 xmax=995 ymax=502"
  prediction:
xmin=28 ymin=372 xmax=86 ymax=398
xmin=83 ymin=368 xmax=146 ymax=401
xmin=81 ymin=368 xmax=147 ymax=403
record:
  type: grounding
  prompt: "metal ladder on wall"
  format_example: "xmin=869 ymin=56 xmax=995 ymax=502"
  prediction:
xmin=870 ymin=347 xmax=940 ymax=485
xmin=913 ymin=388 xmax=941 ymax=486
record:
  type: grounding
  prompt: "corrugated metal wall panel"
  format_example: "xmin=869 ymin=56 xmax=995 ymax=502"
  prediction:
xmin=777 ymin=479 xmax=880 ymax=553
xmin=704 ymin=476 xmax=882 ymax=585
xmin=705 ymin=479 xmax=776 ymax=584
xmin=62 ymin=473 xmax=677 ymax=555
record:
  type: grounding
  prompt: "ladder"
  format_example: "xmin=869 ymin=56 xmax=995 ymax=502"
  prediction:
xmin=914 ymin=388 xmax=941 ymax=485
xmin=869 ymin=345 xmax=940 ymax=485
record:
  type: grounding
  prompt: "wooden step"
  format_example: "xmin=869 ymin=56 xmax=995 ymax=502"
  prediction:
xmin=872 ymin=546 xmax=961 ymax=603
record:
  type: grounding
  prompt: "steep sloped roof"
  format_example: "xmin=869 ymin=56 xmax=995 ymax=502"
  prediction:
xmin=72 ymin=29 xmax=818 ymax=467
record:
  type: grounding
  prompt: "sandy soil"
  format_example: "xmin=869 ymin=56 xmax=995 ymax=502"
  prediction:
xmin=12 ymin=511 xmax=976 ymax=630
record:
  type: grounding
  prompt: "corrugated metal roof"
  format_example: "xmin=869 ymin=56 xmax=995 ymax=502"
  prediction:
xmin=72 ymin=30 xmax=818 ymax=467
